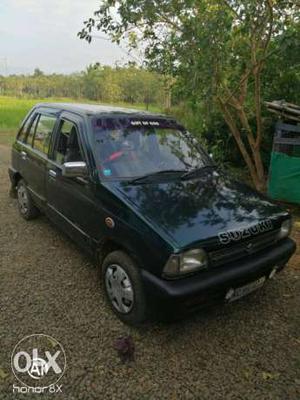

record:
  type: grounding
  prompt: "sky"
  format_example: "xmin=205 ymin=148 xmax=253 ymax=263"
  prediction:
xmin=0 ymin=0 xmax=128 ymax=75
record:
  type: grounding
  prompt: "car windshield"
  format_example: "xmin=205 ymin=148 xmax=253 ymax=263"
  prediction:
xmin=92 ymin=117 xmax=212 ymax=180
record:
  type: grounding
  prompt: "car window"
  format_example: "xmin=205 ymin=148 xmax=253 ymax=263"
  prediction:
xmin=18 ymin=115 xmax=32 ymax=142
xmin=33 ymin=114 xmax=57 ymax=155
xmin=25 ymin=114 xmax=39 ymax=146
xmin=54 ymin=120 xmax=84 ymax=164
xmin=93 ymin=120 xmax=211 ymax=179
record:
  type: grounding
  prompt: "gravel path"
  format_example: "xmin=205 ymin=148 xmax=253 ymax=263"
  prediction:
xmin=0 ymin=144 xmax=299 ymax=400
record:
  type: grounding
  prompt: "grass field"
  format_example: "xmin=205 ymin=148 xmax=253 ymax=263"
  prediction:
xmin=0 ymin=96 xmax=161 ymax=145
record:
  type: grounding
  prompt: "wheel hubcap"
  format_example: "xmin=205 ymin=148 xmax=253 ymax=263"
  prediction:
xmin=105 ymin=264 xmax=134 ymax=314
xmin=17 ymin=185 xmax=28 ymax=214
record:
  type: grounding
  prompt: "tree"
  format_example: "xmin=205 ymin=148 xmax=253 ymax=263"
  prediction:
xmin=33 ymin=68 xmax=44 ymax=77
xmin=0 ymin=66 xmax=166 ymax=108
xmin=79 ymin=0 xmax=299 ymax=190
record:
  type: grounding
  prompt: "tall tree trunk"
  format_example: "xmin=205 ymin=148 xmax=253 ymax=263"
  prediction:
xmin=217 ymin=97 xmax=266 ymax=191
xmin=235 ymin=103 xmax=266 ymax=191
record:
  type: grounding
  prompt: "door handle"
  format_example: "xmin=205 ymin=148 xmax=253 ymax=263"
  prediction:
xmin=21 ymin=151 xmax=27 ymax=160
xmin=49 ymin=169 xmax=57 ymax=178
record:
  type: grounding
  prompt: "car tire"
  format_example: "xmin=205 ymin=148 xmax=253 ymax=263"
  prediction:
xmin=102 ymin=250 xmax=147 ymax=326
xmin=16 ymin=180 xmax=39 ymax=220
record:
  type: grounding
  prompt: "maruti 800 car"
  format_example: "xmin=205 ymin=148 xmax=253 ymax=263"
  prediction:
xmin=9 ymin=103 xmax=296 ymax=325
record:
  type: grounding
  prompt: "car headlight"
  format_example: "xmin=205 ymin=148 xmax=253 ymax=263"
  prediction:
xmin=278 ymin=218 xmax=292 ymax=240
xmin=163 ymin=248 xmax=208 ymax=278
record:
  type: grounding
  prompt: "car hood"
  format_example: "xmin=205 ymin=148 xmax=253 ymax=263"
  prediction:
xmin=106 ymin=172 xmax=287 ymax=249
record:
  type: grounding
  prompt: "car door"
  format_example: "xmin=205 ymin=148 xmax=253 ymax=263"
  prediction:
xmin=45 ymin=112 xmax=101 ymax=252
xmin=19 ymin=108 xmax=58 ymax=210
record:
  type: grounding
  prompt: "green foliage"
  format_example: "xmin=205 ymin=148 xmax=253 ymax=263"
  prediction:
xmin=79 ymin=0 xmax=299 ymax=189
xmin=33 ymin=68 xmax=44 ymax=77
xmin=79 ymin=1 xmax=298 ymax=97
xmin=0 ymin=65 xmax=166 ymax=147
xmin=263 ymin=24 xmax=300 ymax=104
xmin=0 ymin=96 xmax=38 ymax=134
xmin=0 ymin=65 xmax=166 ymax=110
xmin=0 ymin=95 xmax=162 ymax=146
xmin=171 ymin=17 xmax=299 ymax=168
xmin=171 ymin=18 xmax=300 ymax=167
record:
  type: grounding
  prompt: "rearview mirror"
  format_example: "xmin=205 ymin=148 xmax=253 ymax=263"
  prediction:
xmin=62 ymin=162 xmax=87 ymax=178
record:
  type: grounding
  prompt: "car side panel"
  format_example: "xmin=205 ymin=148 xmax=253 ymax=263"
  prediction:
xmin=46 ymin=161 xmax=102 ymax=252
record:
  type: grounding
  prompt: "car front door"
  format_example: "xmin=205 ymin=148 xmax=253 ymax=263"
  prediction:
xmin=45 ymin=112 xmax=102 ymax=252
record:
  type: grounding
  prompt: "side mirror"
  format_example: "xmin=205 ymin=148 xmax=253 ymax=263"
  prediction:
xmin=62 ymin=161 xmax=88 ymax=178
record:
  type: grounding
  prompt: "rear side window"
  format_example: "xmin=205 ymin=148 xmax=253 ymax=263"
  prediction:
xmin=25 ymin=114 xmax=39 ymax=146
xmin=18 ymin=116 xmax=32 ymax=142
xmin=33 ymin=114 xmax=57 ymax=155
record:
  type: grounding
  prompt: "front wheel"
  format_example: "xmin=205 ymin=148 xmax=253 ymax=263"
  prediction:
xmin=102 ymin=251 xmax=147 ymax=326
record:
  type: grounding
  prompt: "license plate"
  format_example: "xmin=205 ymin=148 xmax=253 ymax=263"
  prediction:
xmin=226 ymin=276 xmax=266 ymax=302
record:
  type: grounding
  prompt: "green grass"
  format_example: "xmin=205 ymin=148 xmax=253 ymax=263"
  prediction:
xmin=0 ymin=96 xmax=161 ymax=145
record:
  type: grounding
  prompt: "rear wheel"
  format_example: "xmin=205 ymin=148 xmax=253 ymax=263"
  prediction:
xmin=17 ymin=180 xmax=39 ymax=220
xmin=102 ymin=250 xmax=147 ymax=326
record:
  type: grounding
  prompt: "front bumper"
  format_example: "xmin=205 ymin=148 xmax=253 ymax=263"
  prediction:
xmin=141 ymin=238 xmax=296 ymax=319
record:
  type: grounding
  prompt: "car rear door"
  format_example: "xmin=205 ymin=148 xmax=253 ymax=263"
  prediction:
xmin=45 ymin=112 xmax=101 ymax=251
xmin=18 ymin=108 xmax=59 ymax=210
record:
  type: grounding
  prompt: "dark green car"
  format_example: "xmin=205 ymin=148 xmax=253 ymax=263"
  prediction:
xmin=9 ymin=103 xmax=296 ymax=325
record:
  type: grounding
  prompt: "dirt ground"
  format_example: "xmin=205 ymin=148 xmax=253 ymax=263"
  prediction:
xmin=0 ymin=144 xmax=299 ymax=400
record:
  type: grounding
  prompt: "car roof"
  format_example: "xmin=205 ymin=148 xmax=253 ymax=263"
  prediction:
xmin=36 ymin=102 xmax=170 ymax=119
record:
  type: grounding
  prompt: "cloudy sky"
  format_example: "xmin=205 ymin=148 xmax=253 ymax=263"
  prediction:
xmin=0 ymin=0 xmax=128 ymax=75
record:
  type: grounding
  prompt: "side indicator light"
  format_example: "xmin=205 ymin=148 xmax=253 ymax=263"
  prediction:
xmin=105 ymin=217 xmax=115 ymax=229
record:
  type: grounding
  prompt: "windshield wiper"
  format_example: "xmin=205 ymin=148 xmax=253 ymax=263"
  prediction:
xmin=181 ymin=165 xmax=215 ymax=179
xmin=128 ymin=169 xmax=186 ymax=184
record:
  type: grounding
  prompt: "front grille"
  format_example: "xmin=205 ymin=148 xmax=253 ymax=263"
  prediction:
xmin=209 ymin=229 xmax=280 ymax=267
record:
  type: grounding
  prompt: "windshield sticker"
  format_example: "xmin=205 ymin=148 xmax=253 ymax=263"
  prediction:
xmin=218 ymin=220 xmax=273 ymax=244
xmin=93 ymin=117 xmax=183 ymax=131
xmin=130 ymin=120 xmax=160 ymax=126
